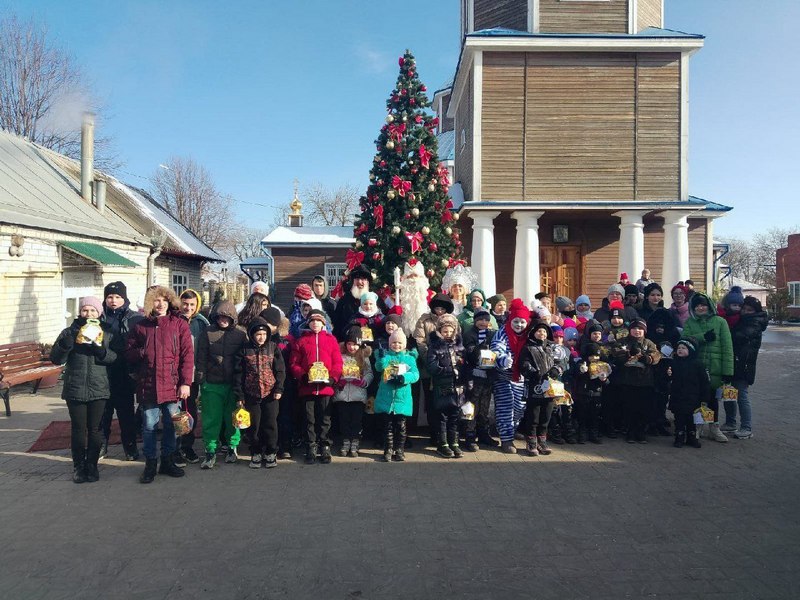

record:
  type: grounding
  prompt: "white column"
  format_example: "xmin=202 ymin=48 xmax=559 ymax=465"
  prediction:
xmin=511 ymin=211 xmax=544 ymax=304
xmin=660 ymin=211 xmax=694 ymax=288
xmin=470 ymin=210 xmax=500 ymax=297
xmin=614 ymin=211 xmax=648 ymax=282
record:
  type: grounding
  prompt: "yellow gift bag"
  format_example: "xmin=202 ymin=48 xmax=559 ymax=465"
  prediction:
xmin=232 ymin=407 xmax=251 ymax=430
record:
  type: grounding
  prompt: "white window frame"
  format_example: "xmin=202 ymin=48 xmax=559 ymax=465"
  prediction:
xmin=172 ymin=272 xmax=189 ymax=295
xmin=789 ymin=281 xmax=800 ymax=307
xmin=324 ymin=263 xmax=348 ymax=290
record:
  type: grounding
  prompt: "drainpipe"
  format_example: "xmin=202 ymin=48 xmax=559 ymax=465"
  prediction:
xmin=80 ymin=113 xmax=95 ymax=203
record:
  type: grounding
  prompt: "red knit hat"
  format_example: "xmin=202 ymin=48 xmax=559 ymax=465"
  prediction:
xmin=294 ymin=284 xmax=313 ymax=300
xmin=507 ymin=298 xmax=531 ymax=322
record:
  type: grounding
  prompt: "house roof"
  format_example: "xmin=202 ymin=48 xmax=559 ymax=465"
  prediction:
xmin=726 ymin=276 xmax=769 ymax=292
xmin=467 ymin=26 xmax=704 ymax=40
xmin=0 ymin=129 xmax=144 ymax=244
xmin=59 ymin=240 xmax=140 ymax=267
xmin=437 ymin=130 xmax=456 ymax=162
xmin=262 ymin=226 xmax=354 ymax=247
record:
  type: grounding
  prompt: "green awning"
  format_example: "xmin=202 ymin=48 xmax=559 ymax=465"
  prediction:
xmin=59 ymin=241 xmax=139 ymax=267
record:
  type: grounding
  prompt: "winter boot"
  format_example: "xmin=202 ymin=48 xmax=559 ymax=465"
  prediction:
xmin=393 ymin=447 xmax=406 ymax=462
xmin=465 ymin=431 xmax=479 ymax=452
xmin=305 ymin=442 xmax=318 ymax=465
xmin=526 ymin=436 xmax=539 ymax=457
xmin=537 ymin=435 xmax=552 ymax=455
xmin=576 ymin=427 xmax=587 ymax=444
xmin=501 ymin=440 xmax=517 ymax=454
xmin=588 ymin=428 xmax=602 ymax=444
xmin=477 ymin=428 xmax=500 ymax=448
xmin=709 ymin=423 xmax=728 ymax=443
xmin=340 ymin=439 xmax=351 ymax=457
xmin=319 ymin=444 xmax=332 ymax=464
xmin=159 ymin=454 xmax=186 ymax=478
xmin=549 ymin=424 xmax=565 ymax=445
xmin=139 ymin=458 xmax=158 ymax=484
xmin=673 ymin=432 xmax=685 ymax=448
xmin=437 ymin=433 xmax=454 ymax=458
xmin=687 ymin=431 xmax=702 ymax=448
xmin=447 ymin=430 xmax=463 ymax=458
xmin=72 ymin=461 xmax=87 ymax=484
xmin=85 ymin=462 xmax=100 ymax=483
xmin=384 ymin=427 xmax=395 ymax=462
xmin=564 ymin=425 xmax=578 ymax=445
xmin=349 ymin=439 xmax=360 ymax=458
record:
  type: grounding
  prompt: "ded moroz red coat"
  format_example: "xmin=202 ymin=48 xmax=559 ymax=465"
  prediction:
xmin=289 ymin=328 xmax=343 ymax=397
xmin=125 ymin=311 xmax=194 ymax=404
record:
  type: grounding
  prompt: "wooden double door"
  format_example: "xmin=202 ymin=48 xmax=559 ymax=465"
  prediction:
xmin=539 ymin=246 xmax=582 ymax=300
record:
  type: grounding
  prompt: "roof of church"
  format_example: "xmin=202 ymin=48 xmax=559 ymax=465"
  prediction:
xmin=468 ymin=26 xmax=704 ymax=40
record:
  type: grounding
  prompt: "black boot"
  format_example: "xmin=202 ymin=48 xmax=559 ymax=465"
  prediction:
xmin=394 ymin=419 xmax=407 ymax=459
xmin=85 ymin=462 xmax=100 ymax=483
xmin=158 ymin=454 xmax=186 ymax=477
xmin=576 ymin=427 xmax=587 ymax=444
xmin=319 ymin=444 xmax=332 ymax=464
xmin=305 ymin=442 xmax=318 ymax=465
xmin=72 ymin=461 xmax=87 ymax=484
xmin=447 ymin=429 xmax=463 ymax=458
xmin=588 ymin=427 xmax=602 ymax=444
xmin=140 ymin=458 xmax=158 ymax=484
xmin=437 ymin=433 xmax=454 ymax=458
xmin=686 ymin=431 xmax=701 ymax=448
xmin=673 ymin=432 xmax=685 ymax=448
xmin=564 ymin=425 xmax=578 ymax=445
xmin=549 ymin=424 xmax=565 ymax=445
xmin=465 ymin=431 xmax=479 ymax=452
xmin=477 ymin=427 xmax=500 ymax=447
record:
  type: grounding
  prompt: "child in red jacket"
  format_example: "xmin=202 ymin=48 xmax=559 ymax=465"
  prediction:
xmin=289 ymin=309 xmax=343 ymax=464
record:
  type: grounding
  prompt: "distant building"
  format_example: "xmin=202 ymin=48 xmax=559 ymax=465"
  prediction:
xmin=0 ymin=118 xmax=223 ymax=345
xmin=776 ymin=233 xmax=800 ymax=319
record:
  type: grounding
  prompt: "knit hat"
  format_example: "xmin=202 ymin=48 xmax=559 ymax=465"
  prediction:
xmin=551 ymin=324 xmax=564 ymax=338
xmin=671 ymin=284 xmax=689 ymax=298
xmin=742 ymin=296 xmax=763 ymax=312
xmin=624 ymin=284 xmax=639 ymax=298
xmin=564 ymin=327 xmax=579 ymax=342
xmin=250 ymin=281 xmax=270 ymax=297
xmin=575 ymin=295 xmax=591 ymax=308
xmin=473 ymin=309 xmax=491 ymax=323
xmin=609 ymin=300 xmax=625 ymax=320
xmin=436 ymin=313 xmax=459 ymax=331
xmin=723 ymin=285 xmax=745 ymax=307
xmin=583 ymin=342 xmax=602 ymax=359
xmin=247 ymin=316 xmax=271 ymax=339
xmin=307 ymin=309 xmax=327 ymax=325
xmin=607 ymin=284 xmax=625 ymax=297
xmin=79 ymin=296 xmax=103 ymax=315
xmin=360 ymin=291 xmax=379 ymax=305
xmin=619 ymin=272 xmax=630 ymax=282
xmin=294 ymin=284 xmax=313 ymax=301
xmin=586 ymin=320 xmax=604 ymax=336
xmin=429 ymin=293 xmax=454 ymax=314
xmin=470 ymin=288 xmax=487 ymax=303
xmin=677 ymin=336 xmax=698 ymax=354
xmin=530 ymin=321 xmax=552 ymax=340
xmin=629 ymin=317 xmax=647 ymax=332
xmin=384 ymin=313 xmax=403 ymax=327
xmin=103 ymin=281 xmax=128 ymax=300
xmin=507 ymin=298 xmax=531 ymax=322
xmin=487 ymin=294 xmax=506 ymax=310
xmin=345 ymin=326 xmax=363 ymax=344
xmin=260 ymin=306 xmax=282 ymax=328
xmin=388 ymin=328 xmax=407 ymax=348
xmin=555 ymin=296 xmax=574 ymax=312
xmin=303 ymin=297 xmax=323 ymax=312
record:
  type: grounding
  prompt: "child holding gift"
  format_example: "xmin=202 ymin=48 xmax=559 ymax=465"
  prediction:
xmin=427 ymin=313 xmax=467 ymax=459
xmin=374 ymin=329 xmax=419 ymax=462
xmin=462 ymin=309 xmax=499 ymax=450
xmin=334 ymin=326 xmax=374 ymax=458
xmin=572 ymin=342 xmax=610 ymax=444
xmin=668 ymin=337 xmax=709 ymax=448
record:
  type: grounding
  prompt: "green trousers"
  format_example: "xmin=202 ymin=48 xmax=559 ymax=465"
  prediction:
xmin=200 ymin=382 xmax=240 ymax=452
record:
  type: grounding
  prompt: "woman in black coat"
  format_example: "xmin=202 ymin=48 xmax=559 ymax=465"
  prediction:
xmin=50 ymin=297 xmax=117 ymax=483
xmin=724 ymin=296 xmax=768 ymax=439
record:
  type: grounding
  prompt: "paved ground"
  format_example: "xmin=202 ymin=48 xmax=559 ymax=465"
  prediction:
xmin=1 ymin=327 xmax=799 ymax=600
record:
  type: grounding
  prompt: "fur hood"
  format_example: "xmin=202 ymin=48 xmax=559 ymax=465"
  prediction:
xmin=143 ymin=286 xmax=179 ymax=318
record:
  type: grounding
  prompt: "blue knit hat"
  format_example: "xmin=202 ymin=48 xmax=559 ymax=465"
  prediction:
xmin=723 ymin=286 xmax=745 ymax=308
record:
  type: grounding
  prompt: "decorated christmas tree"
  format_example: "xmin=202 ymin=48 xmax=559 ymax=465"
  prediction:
xmin=348 ymin=50 xmax=464 ymax=294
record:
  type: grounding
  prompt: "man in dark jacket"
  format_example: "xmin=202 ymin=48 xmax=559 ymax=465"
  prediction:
xmin=332 ymin=265 xmax=386 ymax=341
xmin=99 ymin=281 xmax=142 ymax=461
xmin=723 ymin=296 xmax=768 ymax=439
xmin=593 ymin=283 xmax=639 ymax=325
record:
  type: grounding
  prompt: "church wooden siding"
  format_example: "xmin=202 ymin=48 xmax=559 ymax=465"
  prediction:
xmin=635 ymin=53 xmax=680 ymax=200
xmin=637 ymin=0 xmax=663 ymax=31
xmin=687 ymin=219 xmax=707 ymax=287
xmin=538 ymin=0 xmax=628 ymax=34
xmin=455 ymin=71 xmax=474 ymax=202
xmin=474 ymin=0 xmax=528 ymax=31
xmin=478 ymin=52 xmax=681 ymax=202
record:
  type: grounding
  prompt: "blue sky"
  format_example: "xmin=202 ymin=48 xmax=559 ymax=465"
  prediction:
xmin=2 ymin=0 xmax=797 ymax=239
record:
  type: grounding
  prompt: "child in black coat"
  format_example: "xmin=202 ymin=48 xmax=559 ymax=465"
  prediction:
xmin=572 ymin=342 xmax=610 ymax=444
xmin=668 ymin=337 xmax=710 ymax=448
xmin=519 ymin=321 xmax=562 ymax=456
xmin=462 ymin=309 xmax=498 ymax=450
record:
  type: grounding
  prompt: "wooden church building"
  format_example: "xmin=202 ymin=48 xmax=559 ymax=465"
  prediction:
xmin=438 ymin=0 xmax=731 ymax=302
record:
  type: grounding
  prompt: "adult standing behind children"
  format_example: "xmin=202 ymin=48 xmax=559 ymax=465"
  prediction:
xmin=333 ymin=265 xmax=378 ymax=341
xmin=126 ymin=286 xmax=194 ymax=483
xmin=99 ymin=281 xmax=142 ymax=461
xmin=312 ymin=275 xmax=337 ymax=317
xmin=668 ymin=284 xmax=691 ymax=328
xmin=722 ymin=295 xmax=768 ymax=440
xmin=682 ymin=292 xmax=734 ymax=443
xmin=51 ymin=297 xmax=117 ymax=483
xmin=593 ymin=284 xmax=639 ymax=324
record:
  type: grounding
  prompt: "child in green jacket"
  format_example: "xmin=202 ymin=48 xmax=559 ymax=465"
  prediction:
xmin=374 ymin=329 xmax=420 ymax=462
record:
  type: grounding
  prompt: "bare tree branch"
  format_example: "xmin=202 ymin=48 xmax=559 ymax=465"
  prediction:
xmin=302 ymin=182 xmax=360 ymax=226
xmin=150 ymin=156 xmax=235 ymax=251
xmin=0 ymin=12 xmax=119 ymax=170
xmin=229 ymin=226 xmax=270 ymax=262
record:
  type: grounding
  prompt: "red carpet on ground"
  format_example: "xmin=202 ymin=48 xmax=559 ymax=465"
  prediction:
xmin=28 ymin=420 xmax=123 ymax=452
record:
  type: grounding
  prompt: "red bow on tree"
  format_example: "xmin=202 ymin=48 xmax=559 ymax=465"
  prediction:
xmin=374 ymin=204 xmax=384 ymax=228
xmin=441 ymin=210 xmax=453 ymax=224
xmin=388 ymin=123 xmax=406 ymax=142
xmin=346 ymin=249 xmax=365 ymax=270
xmin=418 ymin=145 xmax=432 ymax=169
xmin=392 ymin=176 xmax=412 ymax=197
xmin=437 ymin=164 xmax=450 ymax=186
xmin=405 ymin=231 xmax=423 ymax=254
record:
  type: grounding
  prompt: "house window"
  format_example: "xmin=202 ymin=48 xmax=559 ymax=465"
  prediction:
xmin=789 ymin=282 xmax=800 ymax=307
xmin=324 ymin=263 xmax=348 ymax=290
xmin=172 ymin=272 xmax=188 ymax=295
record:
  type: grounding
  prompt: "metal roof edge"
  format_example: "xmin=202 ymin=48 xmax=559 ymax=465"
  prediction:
xmin=458 ymin=198 xmax=732 ymax=212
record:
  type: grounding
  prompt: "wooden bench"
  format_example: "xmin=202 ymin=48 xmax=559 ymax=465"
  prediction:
xmin=0 ymin=342 xmax=64 ymax=416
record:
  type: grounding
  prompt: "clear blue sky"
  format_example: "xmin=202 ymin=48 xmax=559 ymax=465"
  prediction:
xmin=3 ymin=0 xmax=797 ymax=239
